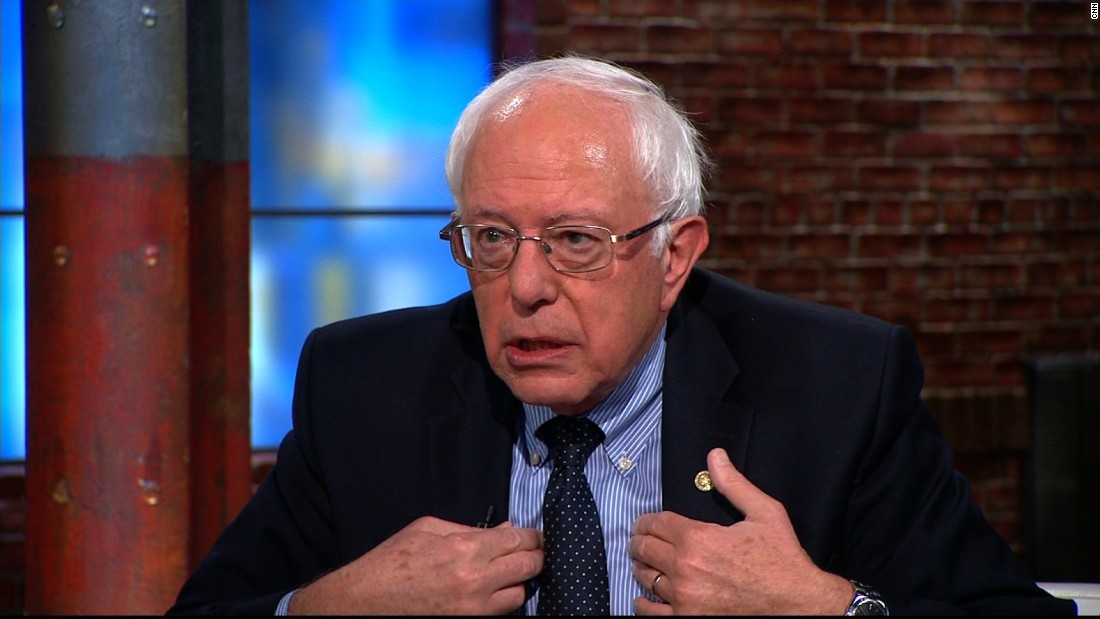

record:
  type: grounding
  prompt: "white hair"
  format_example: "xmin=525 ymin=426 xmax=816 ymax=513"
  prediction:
xmin=445 ymin=54 xmax=711 ymax=253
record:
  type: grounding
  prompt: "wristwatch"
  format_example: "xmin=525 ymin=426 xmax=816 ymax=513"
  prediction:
xmin=844 ymin=580 xmax=889 ymax=616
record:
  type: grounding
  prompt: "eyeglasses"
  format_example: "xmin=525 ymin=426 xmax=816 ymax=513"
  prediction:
xmin=439 ymin=214 xmax=670 ymax=274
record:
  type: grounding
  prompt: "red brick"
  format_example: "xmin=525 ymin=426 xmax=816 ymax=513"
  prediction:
xmin=537 ymin=0 xmax=570 ymax=22
xmin=861 ymin=166 xmax=923 ymax=191
xmin=822 ymin=63 xmax=890 ymax=90
xmin=1061 ymin=36 xmax=1100 ymax=64
xmin=1060 ymin=100 xmax=1100 ymax=127
xmin=1060 ymin=292 xmax=1100 ymax=320
xmin=993 ymin=34 xmax=1060 ymax=60
xmin=858 ymin=99 xmax=921 ymax=125
xmin=992 ymin=293 xmax=1056 ymax=321
xmin=925 ymin=100 xmax=993 ymax=124
xmin=925 ymin=295 xmax=991 ymax=322
xmin=992 ymin=166 xmax=1053 ymax=190
xmin=862 ymin=293 xmax=922 ymax=326
xmin=767 ymin=196 xmax=801 ymax=226
xmin=824 ymin=131 xmax=887 ymax=157
xmin=730 ymin=200 xmax=767 ymax=227
xmin=790 ymin=233 xmax=851 ymax=258
xmin=943 ymin=200 xmax=976 ymax=224
xmin=648 ymin=24 xmax=713 ymax=54
xmin=710 ymin=129 xmax=748 ymax=158
xmin=716 ymin=97 xmax=784 ymax=123
xmin=680 ymin=61 xmax=749 ymax=89
xmin=749 ymin=0 xmax=819 ymax=21
xmin=1026 ymin=132 xmax=1088 ymax=157
xmin=1023 ymin=325 xmax=1093 ymax=354
xmin=823 ymin=267 xmax=889 ymax=294
xmin=909 ymin=200 xmax=939 ymax=225
xmin=608 ymin=0 xmax=681 ymax=18
xmin=1005 ymin=199 xmax=1039 ymax=223
xmin=688 ymin=0 xmax=751 ymax=22
xmin=756 ymin=265 xmax=823 ymax=294
xmin=895 ymin=0 xmax=958 ymax=24
xmin=805 ymin=196 xmax=838 ymax=225
xmin=787 ymin=28 xmax=853 ymax=56
xmin=959 ymin=329 xmax=1025 ymax=354
xmin=790 ymin=98 xmax=852 ymax=123
xmin=716 ymin=29 xmax=784 ymax=57
xmin=959 ymin=67 xmax=1023 ymax=91
xmin=895 ymin=131 xmax=955 ymax=157
xmin=841 ymin=200 xmax=870 ymax=225
xmin=896 ymin=66 xmax=957 ymax=91
xmin=875 ymin=200 xmax=905 ymax=226
xmin=716 ymin=233 xmax=786 ymax=259
xmin=958 ymin=262 xmax=1022 ymax=288
xmin=927 ymin=32 xmax=992 ymax=57
xmin=568 ymin=23 xmax=642 ymax=52
xmin=824 ymin=0 xmax=887 ymax=22
xmin=724 ymin=163 xmax=780 ymax=191
xmin=857 ymin=233 xmax=923 ymax=258
xmin=914 ymin=329 xmax=956 ymax=357
xmin=1029 ymin=1 xmax=1088 ymax=29
xmin=859 ymin=31 xmax=923 ymax=57
xmin=788 ymin=166 xmax=855 ymax=192
xmin=977 ymin=199 xmax=1007 ymax=224
xmin=961 ymin=1 xmax=1024 ymax=27
xmin=757 ymin=64 xmax=819 ymax=91
xmin=755 ymin=130 xmax=818 ymax=159
xmin=957 ymin=133 xmax=1023 ymax=159
xmin=1027 ymin=67 xmax=1091 ymax=93
xmin=1075 ymin=200 xmax=1100 ymax=223
xmin=930 ymin=166 xmax=990 ymax=192
xmin=992 ymin=101 xmax=1055 ymax=124
xmin=1057 ymin=166 xmax=1100 ymax=191
xmin=927 ymin=232 xmax=989 ymax=256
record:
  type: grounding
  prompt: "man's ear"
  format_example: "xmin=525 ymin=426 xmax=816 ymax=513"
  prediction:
xmin=659 ymin=215 xmax=710 ymax=312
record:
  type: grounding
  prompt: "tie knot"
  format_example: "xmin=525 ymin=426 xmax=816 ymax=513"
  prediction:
xmin=537 ymin=416 xmax=605 ymax=469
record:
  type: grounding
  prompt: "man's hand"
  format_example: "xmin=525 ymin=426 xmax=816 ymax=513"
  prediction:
xmin=630 ymin=448 xmax=853 ymax=615
xmin=289 ymin=516 xmax=543 ymax=615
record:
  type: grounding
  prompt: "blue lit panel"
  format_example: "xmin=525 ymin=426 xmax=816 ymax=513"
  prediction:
xmin=0 ymin=217 xmax=24 ymax=460
xmin=249 ymin=0 xmax=492 ymax=448
xmin=250 ymin=0 xmax=493 ymax=209
xmin=251 ymin=215 xmax=472 ymax=448
xmin=1 ymin=0 xmax=24 ymax=460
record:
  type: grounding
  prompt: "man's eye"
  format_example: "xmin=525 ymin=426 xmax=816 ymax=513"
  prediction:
xmin=481 ymin=228 xmax=509 ymax=244
xmin=560 ymin=230 xmax=599 ymax=248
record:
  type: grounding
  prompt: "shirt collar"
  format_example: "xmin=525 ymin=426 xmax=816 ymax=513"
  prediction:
xmin=521 ymin=324 xmax=666 ymax=469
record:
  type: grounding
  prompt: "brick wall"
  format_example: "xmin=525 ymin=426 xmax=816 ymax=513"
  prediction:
xmin=502 ymin=0 xmax=1100 ymax=563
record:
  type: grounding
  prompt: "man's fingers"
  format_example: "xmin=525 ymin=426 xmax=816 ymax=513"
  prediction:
xmin=706 ymin=447 xmax=782 ymax=522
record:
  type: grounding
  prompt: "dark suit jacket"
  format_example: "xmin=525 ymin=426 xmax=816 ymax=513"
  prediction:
xmin=169 ymin=268 xmax=1075 ymax=615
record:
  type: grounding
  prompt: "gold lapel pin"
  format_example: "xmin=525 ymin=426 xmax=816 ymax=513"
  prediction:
xmin=694 ymin=470 xmax=713 ymax=491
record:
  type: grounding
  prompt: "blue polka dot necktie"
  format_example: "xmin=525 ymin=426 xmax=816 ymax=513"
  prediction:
xmin=536 ymin=415 xmax=610 ymax=616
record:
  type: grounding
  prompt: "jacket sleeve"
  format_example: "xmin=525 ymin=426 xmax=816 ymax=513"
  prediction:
xmin=837 ymin=325 xmax=1076 ymax=615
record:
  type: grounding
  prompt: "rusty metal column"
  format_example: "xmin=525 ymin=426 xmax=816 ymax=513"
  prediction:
xmin=22 ymin=0 xmax=251 ymax=613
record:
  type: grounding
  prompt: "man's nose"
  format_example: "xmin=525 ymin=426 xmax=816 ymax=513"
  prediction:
xmin=507 ymin=238 xmax=559 ymax=308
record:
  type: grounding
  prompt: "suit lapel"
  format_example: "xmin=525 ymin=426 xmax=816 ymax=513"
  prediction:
xmin=661 ymin=273 xmax=755 ymax=526
xmin=426 ymin=303 xmax=518 ymax=527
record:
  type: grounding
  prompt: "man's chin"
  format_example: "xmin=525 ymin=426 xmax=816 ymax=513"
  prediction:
xmin=503 ymin=379 xmax=594 ymax=415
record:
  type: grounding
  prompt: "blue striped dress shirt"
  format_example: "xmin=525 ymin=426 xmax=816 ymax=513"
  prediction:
xmin=512 ymin=326 xmax=665 ymax=616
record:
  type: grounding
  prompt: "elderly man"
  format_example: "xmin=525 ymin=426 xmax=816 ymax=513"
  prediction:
xmin=169 ymin=55 xmax=1074 ymax=615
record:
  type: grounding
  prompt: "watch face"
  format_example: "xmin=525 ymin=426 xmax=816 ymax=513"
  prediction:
xmin=852 ymin=594 xmax=889 ymax=616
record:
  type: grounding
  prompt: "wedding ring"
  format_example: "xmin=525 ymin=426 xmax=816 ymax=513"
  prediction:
xmin=651 ymin=572 xmax=665 ymax=601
